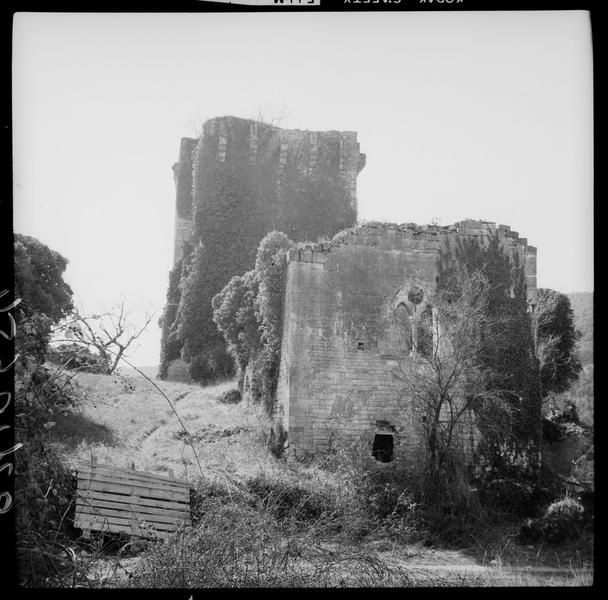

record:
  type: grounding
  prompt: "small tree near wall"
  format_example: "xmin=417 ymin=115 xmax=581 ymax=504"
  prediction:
xmin=396 ymin=273 xmax=512 ymax=487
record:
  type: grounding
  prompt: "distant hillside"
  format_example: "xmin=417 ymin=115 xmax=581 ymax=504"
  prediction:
xmin=568 ymin=292 xmax=593 ymax=366
xmin=553 ymin=292 xmax=593 ymax=426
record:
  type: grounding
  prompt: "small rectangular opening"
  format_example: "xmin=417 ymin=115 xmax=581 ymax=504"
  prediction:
xmin=357 ymin=342 xmax=365 ymax=350
xmin=372 ymin=434 xmax=394 ymax=463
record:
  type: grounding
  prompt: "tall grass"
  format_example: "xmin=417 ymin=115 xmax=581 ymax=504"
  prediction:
xmin=44 ymin=371 xmax=593 ymax=588
xmin=129 ymin=478 xmax=412 ymax=588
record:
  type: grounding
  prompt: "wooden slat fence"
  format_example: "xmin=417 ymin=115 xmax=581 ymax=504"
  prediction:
xmin=74 ymin=460 xmax=191 ymax=539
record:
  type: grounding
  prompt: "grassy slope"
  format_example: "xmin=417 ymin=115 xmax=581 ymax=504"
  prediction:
xmin=49 ymin=370 xmax=593 ymax=587
xmin=50 ymin=370 xmax=280 ymax=482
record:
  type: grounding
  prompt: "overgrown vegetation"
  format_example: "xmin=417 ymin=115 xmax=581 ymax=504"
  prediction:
xmin=131 ymin=483 xmax=409 ymax=588
xmin=13 ymin=235 xmax=80 ymax=586
xmin=396 ymin=272 xmax=511 ymax=485
xmin=161 ymin=118 xmax=356 ymax=383
xmin=50 ymin=303 xmax=153 ymax=375
xmin=553 ymin=292 xmax=593 ymax=426
xmin=535 ymin=288 xmax=582 ymax=400
xmin=157 ymin=258 xmax=186 ymax=379
xmin=14 ymin=233 xmax=73 ymax=321
xmin=31 ymin=367 xmax=592 ymax=588
xmin=47 ymin=342 xmax=109 ymax=374
xmin=212 ymin=231 xmax=293 ymax=413
xmin=519 ymin=495 xmax=588 ymax=545
xmin=438 ymin=236 xmax=542 ymax=475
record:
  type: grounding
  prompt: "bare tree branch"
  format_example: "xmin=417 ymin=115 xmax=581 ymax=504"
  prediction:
xmin=52 ymin=303 xmax=155 ymax=374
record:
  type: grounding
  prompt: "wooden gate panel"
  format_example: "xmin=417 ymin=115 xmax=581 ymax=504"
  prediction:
xmin=74 ymin=461 xmax=191 ymax=540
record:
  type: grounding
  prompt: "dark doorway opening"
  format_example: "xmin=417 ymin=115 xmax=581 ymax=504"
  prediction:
xmin=372 ymin=434 xmax=394 ymax=463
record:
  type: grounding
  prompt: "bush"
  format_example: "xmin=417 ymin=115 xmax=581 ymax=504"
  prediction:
xmin=130 ymin=478 xmax=407 ymax=588
xmin=246 ymin=473 xmax=334 ymax=523
xmin=187 ymin=347 xmax=234 ymax=382
xmin=14 ymin=234 xmax=74 ymax=321
xmin=518 ymin=495 xmax=585 ymax=544
xmin=47 ymin=342 xmax=109 ymax=374
xmin=477 ymin=476 xmax=539 ymax=517
xmin=15 ymin=313 xmax=81 ymax=586
xmin=213 ymin=231 xmax=293 ymax=414
xmin=219 ymin=389 xmax=242 ymax=404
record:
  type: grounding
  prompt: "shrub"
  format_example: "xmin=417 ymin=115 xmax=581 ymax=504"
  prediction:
xmin=187 ymin=346 xmax=234 ymax=382
xmin=14 ymin=234 xmax=74 ymax=321
xmin=246 ymin=473 xmax=334 ymax=523
xmin=477 ymin=476 xmax=539 ymax=517
xmin=219 ymin=389 xmax=242 ymax=404
xmin=14 ymin=312 xmax=81 ymax=586
xmin=158 ymin=259 xmax=186 ymax=379
xmin=518 ymin=495 xmax=585 ymax=544
xmin=213 ymin=231 xmax=293 ymax=413
xmin=47 ymin=342 xmax=109 ymax=374
xmin=131 ymin=478 xmax=407 ymax=588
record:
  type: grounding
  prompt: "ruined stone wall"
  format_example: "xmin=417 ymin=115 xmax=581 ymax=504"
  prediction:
xmin=163 ymin=116 xmax=365 ymax=380
xmin=275 ymin=220 xmax=537 ymax=467
xmin=171 ymin=117 xmax=365 ymax=267
xmin=172 ymin=137 xmax=197 ymax=264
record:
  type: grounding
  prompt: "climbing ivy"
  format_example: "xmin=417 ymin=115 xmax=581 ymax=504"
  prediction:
xmin=213 ymin=232 xmax=293 ymax=412
xmin=158 ymin=257 xmax=185 ymax=380
xmin=164 ymin=118 xmax=355 ymax=383
xmin=438 ymin=235 xmax=542 ymax=474
xmin=535 ymin=288 xmax=582 ymax=397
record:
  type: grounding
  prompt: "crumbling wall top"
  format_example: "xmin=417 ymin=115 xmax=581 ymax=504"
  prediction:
xmin=286 ymin=219 xmax=536 ymax=265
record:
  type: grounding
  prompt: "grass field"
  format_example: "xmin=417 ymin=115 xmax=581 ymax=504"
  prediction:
xmin=48 ymin=369 xmax=593 ymax=588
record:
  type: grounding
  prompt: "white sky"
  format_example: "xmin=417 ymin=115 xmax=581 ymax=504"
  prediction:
xmin=12 ymin=11 xmax=593 ymax=368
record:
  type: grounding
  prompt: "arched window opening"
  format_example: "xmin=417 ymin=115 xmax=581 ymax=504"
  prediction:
xmin=407 ymin=286 xmax=424 ymax=305
xmin=394 ymin=302 xmax=413 ymax=353
xmin=416 ymin=305 xmax=434 ymax=358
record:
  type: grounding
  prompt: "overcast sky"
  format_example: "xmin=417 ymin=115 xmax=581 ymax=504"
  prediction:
xmin=12 ymin=10 xmax=593 ymax=367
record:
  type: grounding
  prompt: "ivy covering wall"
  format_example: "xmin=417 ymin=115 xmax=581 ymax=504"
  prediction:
xmin=157 ymin=257 xmax=185 ymax=380
xmin=438 ymin=235 xmax=542 ymax=473
xmin=160 ymin=117 xmax=358 ymax=382
xmin=212 ymin=232 xmax=293 ymax=412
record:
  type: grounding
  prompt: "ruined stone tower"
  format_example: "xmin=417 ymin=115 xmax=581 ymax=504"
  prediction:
xmin=171 ymin=117 xmax=366 ymax=266
xmin=273 ymin=220 xmax=538 ymax=467
xmin=160 ymin=116 xmax=366 ymax=381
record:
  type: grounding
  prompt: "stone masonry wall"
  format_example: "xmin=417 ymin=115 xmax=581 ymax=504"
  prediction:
xmin=163 ymin=116 xmax=366 ymax=380
xmin=172 ymin=137 xmax=197 ymax=264
xmin=275 ymin=220 xmax=537 ymax=468
xmin=170 ymin=117 xmax=366 ymax=267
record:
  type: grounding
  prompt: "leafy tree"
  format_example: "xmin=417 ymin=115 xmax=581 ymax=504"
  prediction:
xmin=14 ymin=311 xmax=78 ymax=586
xmin=175 ymin=243 xmax=235 ymax=382
xmin=14 ymin=234 xmax=73 ymax=322
xmin=396 ymin=273 xmax=512 ymax=482
xmin=535 ymin=288 xmax=582 ymax=398
xmin=211 ymin=270 xmax=260 ymax=382
xmin=158 ymin=259 xmax=186 ymax=379
xmin=438 ymin=236 xmax=541 ymax=473
xmin=213 ymin=231 xmax=293 ymax=411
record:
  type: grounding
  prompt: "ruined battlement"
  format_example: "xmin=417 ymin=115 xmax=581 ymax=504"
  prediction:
xmin=275 ymin=217 xmax=539 ymax=463
xmin=284 ymin=219 xmax=537 ymax=306
xmin=171 ymin=116 xmax=365 ymax=265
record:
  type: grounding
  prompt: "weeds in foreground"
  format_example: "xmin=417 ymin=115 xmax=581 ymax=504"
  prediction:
xmin=129 ymin=490 xmax=411 ymax=588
